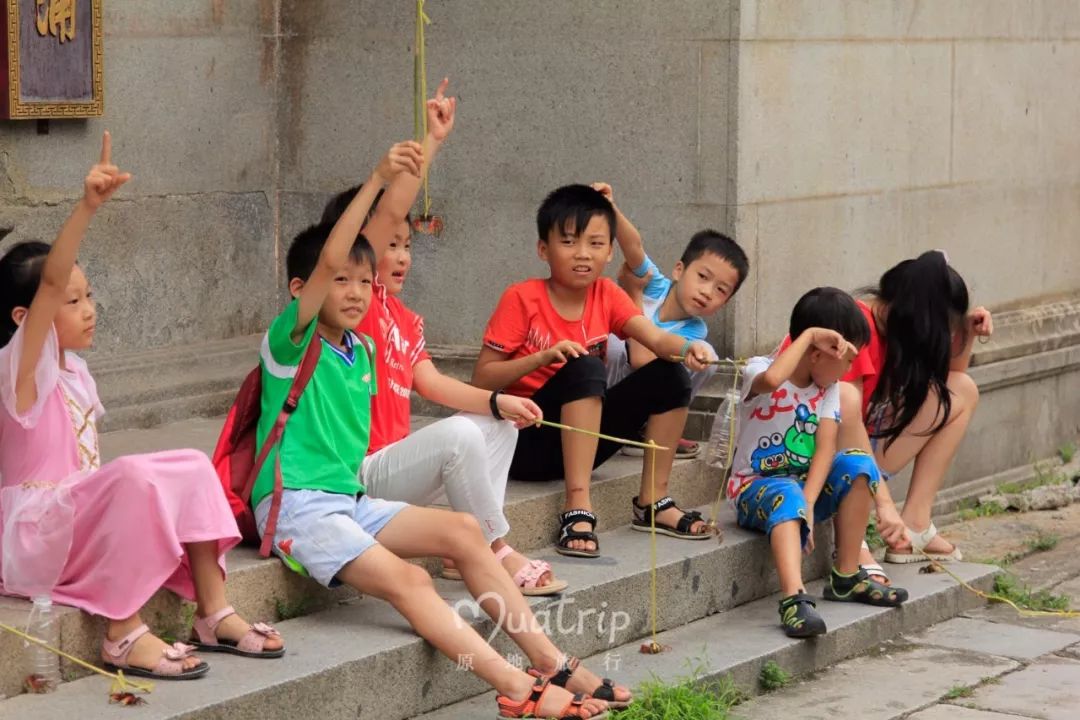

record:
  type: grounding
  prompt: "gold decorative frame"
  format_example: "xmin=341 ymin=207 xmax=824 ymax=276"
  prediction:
xmin=3 ymin=0 xmax=104 ymax=119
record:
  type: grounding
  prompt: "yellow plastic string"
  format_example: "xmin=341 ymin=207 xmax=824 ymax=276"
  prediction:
xmin=413 ymin=0 xmax=431 ymax=217
xmin=0 ymin=621 xmax=154 ymax=695
xmin=646 ymin=439 xmax=662 ymax=652
xmin=505 ymin=415 xmax=669 ymax=452
xmin=920 ymin=553 xmax=1080 ymax=618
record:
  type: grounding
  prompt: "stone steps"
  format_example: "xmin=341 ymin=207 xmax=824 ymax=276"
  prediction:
xmin=0 ymin=414 xmax=715 ymax=698
xmin=418 ymin=561 xmax=999 ymax=720
xmin=0 ymin=496 xmax=850 ymax=719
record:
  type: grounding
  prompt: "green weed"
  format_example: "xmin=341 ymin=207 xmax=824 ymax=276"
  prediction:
xmin=1026 ymin=533 xmax=1060 ymax=553
xmin=865 ymin=519 xmax=886 ymax=550
xmin=275 ymin=595 xmax=313 ymax=621
xmin=616 ymin=661 xmax=746 ymax=720
xmin=1059 ymin=441 xmax=1077 ymax=464
xmin=998 ymin=461 xmax=1068 ymax=495
xmin=943 ymin=684 xmax=974 ymax=700
xmin=758 ymin=661 xmax=791 ymax=692
xmin=993 ymin=573 xmax=1071 ymax=613
xmin=957 ymin=498 xmax=1006 ymax=521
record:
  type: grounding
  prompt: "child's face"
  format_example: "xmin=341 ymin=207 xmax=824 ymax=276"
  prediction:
xmin=54 ymin=265 xmax=97 ymax=351
xmin=318 ymin=258 xmax=374 ymax=332
xmin=671 ymin=252 xmax=740 ymax=318
xmin=809 ymin=345 xmax=856 ymax=388
xmin=537 ymin=214 xmax=614 ymax=291
xmin=377 ymin=219 xmax=412 ymax=295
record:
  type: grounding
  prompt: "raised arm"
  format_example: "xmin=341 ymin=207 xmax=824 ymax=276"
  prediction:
xmin=364 ymin=78 xmax=457 ymax=260
xmin=15 ymin=131 xmax=130 ymax=414
xmin=621 ymin=315 xmax=715 ymax=374
xmin=293 ymin=143 xmax=419 ymax=340
xmin=749 ymin=328 xmax=850 ymax=399
xmin=592 ymin=183 xmax=645 ymax=271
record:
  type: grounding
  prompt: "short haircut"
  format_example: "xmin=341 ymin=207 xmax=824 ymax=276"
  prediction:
xmin=320 ymin=184 xmax=411 ymax=231
xmin=285 ymin=221 xmax=377 ymax=283
xmin=536 ymin=184 xmax=615 ymax=243
xmin=789 ymin=287 xmax=871 ymax=348
xmin=679 ymin=230 xmax=750 ymax=293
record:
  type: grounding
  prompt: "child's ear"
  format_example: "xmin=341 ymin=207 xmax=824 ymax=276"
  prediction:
xmin=536 ymin=239 xmax=549 ymax=262
xmin=288 ymin=277 xmax=305 ymax=299
xmin=10 ymin=306 xmax=27 ymax=328
xmin=671 ymin=261 xmax=686 ymax=282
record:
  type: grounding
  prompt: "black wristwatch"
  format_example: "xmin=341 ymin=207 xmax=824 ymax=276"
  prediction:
xmin=489 ymin=389 xmax=504 ymax=420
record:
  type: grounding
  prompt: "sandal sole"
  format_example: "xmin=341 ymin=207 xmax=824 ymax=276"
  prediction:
xmin=630 ymin=522 xmax=712 ymax=540
xmin=190 ymin=641 xmax=285 ymax=659
xmin=555 ymin=546 xmax=601 ymax=559
xmin=104 ymin=661 xmax=210 ymax=681
xmin=823 ymin=589 xmax=908 ymax=607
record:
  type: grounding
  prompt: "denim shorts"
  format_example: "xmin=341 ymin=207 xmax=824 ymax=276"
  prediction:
xmin=735 ymin=449 xmax=881 ymax=547
xmin=254 ymin=489 xmax=408 ymax=587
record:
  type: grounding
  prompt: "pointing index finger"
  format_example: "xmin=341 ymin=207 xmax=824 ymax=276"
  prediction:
xmin=100 ymin=130 xmax=111 ymax=164
xmin=435 ymin=77 xmax=449 ymax=101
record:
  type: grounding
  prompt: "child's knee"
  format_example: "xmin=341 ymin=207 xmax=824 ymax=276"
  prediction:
xmin=444 ymin=512 xmax=486 ymax=553
xmin=832 ymin=449 xmax=881 ymax=497
xmin=439 ymin=416 xmax=487 ymax=460
xmin=642 ymin=359 xmax=692 ymax=406
xmin=947 ymin=370 xmax=979 ymax=408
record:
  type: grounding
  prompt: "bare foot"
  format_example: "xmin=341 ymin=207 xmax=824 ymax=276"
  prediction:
xmin=110 ymin=629 xmax=203 ymax=673
xmin=565 ymin=522 xmax=598 ymax=553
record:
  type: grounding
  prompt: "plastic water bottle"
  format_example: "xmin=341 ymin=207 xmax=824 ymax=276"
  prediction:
xmin=707 ymin=389 xmax=740 ymax=470
xmin=24 ymin=596 xmax=60 ymax=693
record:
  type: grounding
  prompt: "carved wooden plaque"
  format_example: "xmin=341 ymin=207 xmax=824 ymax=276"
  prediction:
xmin=1 ymin=0 xmax=103 ymax=119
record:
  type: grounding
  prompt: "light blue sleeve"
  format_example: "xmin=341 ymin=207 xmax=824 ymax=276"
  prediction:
xmin=631 ymin=253 xmax=671 ymax=301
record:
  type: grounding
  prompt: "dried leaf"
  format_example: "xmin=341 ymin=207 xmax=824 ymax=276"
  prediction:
xmin=109 ymin=691 xmax=147 ymax=706
xmin=23 ymin=673 xmax=56 ymax=693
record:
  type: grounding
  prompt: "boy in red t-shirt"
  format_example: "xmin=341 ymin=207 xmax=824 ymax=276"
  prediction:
xmin=322 ymin=81 xmax=568 ymax=597
xmin=473 ymin=184 xmax=715 ymax=558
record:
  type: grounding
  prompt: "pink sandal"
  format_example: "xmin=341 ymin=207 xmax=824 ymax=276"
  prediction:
xmin=101 ymin=624 xmax=209 ymax=680
xmin=442 ymin=546 xmax=569 ymax=596
xmin=191 ymin=605 xmax=284 ymax=659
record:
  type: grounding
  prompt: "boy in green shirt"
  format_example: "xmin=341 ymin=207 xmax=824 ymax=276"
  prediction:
xmin=253 ymin=139 xmax=628 ymax=718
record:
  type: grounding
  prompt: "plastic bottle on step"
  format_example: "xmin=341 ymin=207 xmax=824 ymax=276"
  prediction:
xmin=707 ymin=389 xmax=740 ymax=470
xmin=24 ymin=595 xmax=60 ymax=693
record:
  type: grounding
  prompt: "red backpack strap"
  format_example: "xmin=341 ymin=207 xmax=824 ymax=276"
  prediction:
xmin=243 ymin=334 xmax=323 ymax=557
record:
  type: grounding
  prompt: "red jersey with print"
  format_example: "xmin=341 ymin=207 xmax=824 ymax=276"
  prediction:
xmin=356 ymin=278 xmax=431 ymax=454
xmin=841 ymin=300 xmax=884 ymax=420
xmin=482 ymin=278 xmax=641 ymax=398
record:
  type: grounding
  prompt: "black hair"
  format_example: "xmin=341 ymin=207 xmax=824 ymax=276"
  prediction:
xmin=679 ymin=230 xmax=750 ymax=293
xmin=536 ymin=184 xmax=615 ymax=243
xmin=320 ymin=184 xmax=412 ymax=230
xmin=789 ymin=286 xmax=871 ymax=349
xmin=285 ymin=221 xmax=377 ymax=283
xmin=866 ymin=250 xmax=969 ymax=448
xmin=0 ymin=241 xmax=50 ymax=347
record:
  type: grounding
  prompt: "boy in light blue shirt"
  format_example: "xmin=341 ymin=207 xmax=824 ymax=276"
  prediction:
xmin=592 ymin=183 xmax=749 ymax=456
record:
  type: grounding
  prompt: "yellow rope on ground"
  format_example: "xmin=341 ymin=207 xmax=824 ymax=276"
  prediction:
xmin=920 ymin=552 xmax=1080 ymax=618
xmin=0 ymin=621 xmax=154 ymax=695
xmin=414 ymin=0 xmax=431 ymax=217
xmin=644 ymin=440 xmax=664 ymax=652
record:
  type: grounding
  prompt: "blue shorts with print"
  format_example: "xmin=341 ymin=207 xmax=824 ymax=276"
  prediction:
xmin=735 ymin=449 xmax=881 ymax=548
xmin=254 ymin=489 xmax=408 ymax=588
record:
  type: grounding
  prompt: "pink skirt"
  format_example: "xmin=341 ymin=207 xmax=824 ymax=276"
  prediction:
xmin=2 ymin=450 xmax=240 ymax=619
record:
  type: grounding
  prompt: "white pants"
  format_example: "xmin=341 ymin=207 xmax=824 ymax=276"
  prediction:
xmin=605 ymin=334 xmax=717 ymax=398
xmin=360 ymin=413 xmax=517 ymax=543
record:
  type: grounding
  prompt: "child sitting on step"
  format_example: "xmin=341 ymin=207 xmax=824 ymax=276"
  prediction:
xmin=592 ymin=182 xmax=749 ymax=459
xmin=729 ymin=287 xmax=908 ymax=638
xmin=319 ymin=80 xmax=565 ymax=596
xmin=253 ymin=144 xmax=629 ymax=718
xmin=472 ymin=184 xmax=716 ymax=560
xmin=0 ymin=133 xmax=283 ymax=682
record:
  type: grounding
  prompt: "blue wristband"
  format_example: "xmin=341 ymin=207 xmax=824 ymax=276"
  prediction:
xmin=680 ymin=339 xmax=692 ymax=359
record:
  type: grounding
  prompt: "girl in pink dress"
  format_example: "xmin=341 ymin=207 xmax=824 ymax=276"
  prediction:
xmin=0 ymin=133 xmax=284 ymax=681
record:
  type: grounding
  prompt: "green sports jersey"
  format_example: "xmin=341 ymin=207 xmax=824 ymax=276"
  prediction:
xmin=252 ymin=299 xmax=376 ymax=508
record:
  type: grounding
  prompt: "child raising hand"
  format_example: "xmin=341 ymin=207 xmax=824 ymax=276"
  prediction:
xmin=0 ymin=132 xmax=283 ymax=681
